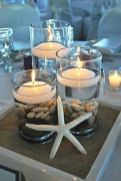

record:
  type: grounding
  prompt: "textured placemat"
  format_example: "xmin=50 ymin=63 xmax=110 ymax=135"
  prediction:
xmin=0 ymin=105 xmax=119 ymax=179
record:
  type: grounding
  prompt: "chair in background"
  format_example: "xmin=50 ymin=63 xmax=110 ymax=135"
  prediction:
xmin=35 ymin=0 xmax=52 ymax=20
xmin=50 ymin=0 xmax=71 ymax=23
xmin=0 ymin=3 xmax=40 ymax=42
xmin=70 ymin=0 xmax=93 ymax=40
xmin=51 ymin=0 xmax=93 ymax=40
xmin=87 ymin=0 xmax=121 ymax=40
xmin=98 ymin=6 xmax=121 ymax=39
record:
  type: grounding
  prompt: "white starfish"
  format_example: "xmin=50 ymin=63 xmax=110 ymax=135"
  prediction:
xmin=26 ymin=96 xmax=92 ymax=159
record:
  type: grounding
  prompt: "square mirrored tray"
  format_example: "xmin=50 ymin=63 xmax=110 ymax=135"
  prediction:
xmin=0 ymin=104 xmax=120 ymax=181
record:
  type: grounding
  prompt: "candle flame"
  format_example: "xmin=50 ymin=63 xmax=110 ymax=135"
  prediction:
xmin=48 ymin=24 xmax=51 ymax=34
xmin=76 ymin=56 xmax=84 ymax=69
xmin=76 ymin=46 xmax=84 ymax=69
xmin=32 ymin=69 xmax=35 ymax=85
xmin=48 ymin=24 xmax=53 ymax=42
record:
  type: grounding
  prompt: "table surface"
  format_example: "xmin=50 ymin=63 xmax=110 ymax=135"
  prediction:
xmin=0 ymin=40 xmax=121 ymax=180
xmin=0 ymin=105 xmax=119 ymax=179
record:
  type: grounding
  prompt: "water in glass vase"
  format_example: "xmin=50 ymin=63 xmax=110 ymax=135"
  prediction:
xmin=14 ymin=97 xmax=57 ymax=143
xmin=32 ymin=42 xmax=65 ymax=72
xmin=57 ymin=68 xmax=100 ymax=135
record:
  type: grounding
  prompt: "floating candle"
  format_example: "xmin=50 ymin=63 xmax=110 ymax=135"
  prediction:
xmin=32 ymin=42 xmax=65 ymax=59
xmin=13 ymin=70 xmax=56 ymax=104
xmin=13 ymin=81 xmax=56 ymax=104
xmin=57 ymin=68 xmax=99 ymax=88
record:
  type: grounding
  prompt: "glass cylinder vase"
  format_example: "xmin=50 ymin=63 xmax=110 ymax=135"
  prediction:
xmin=12 ymin=69 xmax=57 ymax=143
xmin=30 ymin=19 xmax=73 ymax=73
xmin=57 ymin=46 xmax=102 ymax=135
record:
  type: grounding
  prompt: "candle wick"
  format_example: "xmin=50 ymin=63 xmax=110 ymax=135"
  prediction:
xmin=32 ymin=80 xmax=35 ymax=85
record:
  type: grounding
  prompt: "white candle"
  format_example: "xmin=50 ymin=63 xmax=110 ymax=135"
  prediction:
xmin=108 ymin=70 xmax=121 ymax=89
xmin=32 ymin=42 xmax=65 ymax=59
xmin=13 ymin=81 xmax=56 ymax=104
xmin=57 ymin=68 xmax=100 ymax=88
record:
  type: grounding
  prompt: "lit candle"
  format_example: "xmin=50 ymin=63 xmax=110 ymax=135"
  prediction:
xmin=13 ymin=70 xmax=56 ymax=104
xmin=57 ymin=68 xmax=99 ymax=88
xmin=32 ymin=42 xmax=65 ymax=59
xmin=108 ymin=70 xmax=121 ymax=89
xmin=57 ymin=58 xmax=99 ymax=88
xmin=32 ymin=24 xmax=65 ymax=59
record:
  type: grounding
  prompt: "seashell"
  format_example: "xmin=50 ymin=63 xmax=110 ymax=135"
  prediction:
xmin=71 ymin=103 xmax=83 ymax=112
xmin=64 ymin=103 xmax=73 ymax=114
xmin=85 ymin=101 xmax=98 ymax=112
xmin=35 ymin=112 xmax=44 ymax=119
xmin=33 ymin=107 xmax=41 ymax=113
xmin=47 ymin=99 xmax=55 ymax=107
xmin=26 ymin=105 xmax=34 ymax=110
xmin=27 ymin=112 xmax=35 ymax=119
xmin=50 ymin=105 xmax=56 ymax=114
xmin=41 ymin=111 xmax=49 ymax=119
xmin=33 ymin=107 xmax=49 ymax=113
xmin=70 ymin=99 xmax=81 ymax=105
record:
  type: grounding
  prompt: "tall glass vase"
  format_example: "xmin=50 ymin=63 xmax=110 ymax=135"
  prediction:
xmin=30 ymin=19 xmax=73 ymax=73
xmin=57 ymin=45 xmax=102 ymax=135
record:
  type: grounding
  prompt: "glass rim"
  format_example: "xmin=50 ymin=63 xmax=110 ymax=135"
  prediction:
xmin=12 ymin=69 xmax=56 ymax=87
xmin=30 ymin=19 xmax=71 ymax=30
xmin=56 ymin=46 xmax=102 ymax=62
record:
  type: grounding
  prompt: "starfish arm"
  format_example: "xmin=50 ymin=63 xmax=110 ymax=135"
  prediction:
xmin=66 ymin=112 xmax=92 ymax=129
xmin=57 ymin=96 xmax=65 ymax=126
xmin=49 ymin=132 xmax=63 ymax=159
xmin=65 ymin=131 xmax=87 ymax=155
xmin=25 ymin=123 xmax=58 ymax=132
